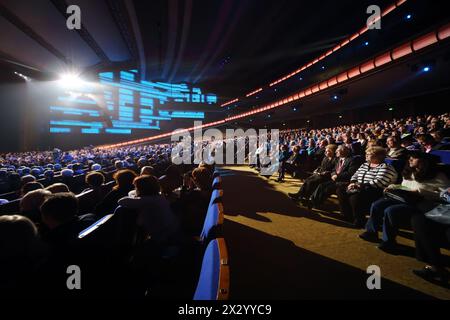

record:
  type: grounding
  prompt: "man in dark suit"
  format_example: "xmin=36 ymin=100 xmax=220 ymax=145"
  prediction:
xmin=288 ymin=144 xmax=337 ymax=202
xmin=343 ymin=132 xmax=363 ymax=156
xmin=308 ymin=145 xmax=363 ymax=208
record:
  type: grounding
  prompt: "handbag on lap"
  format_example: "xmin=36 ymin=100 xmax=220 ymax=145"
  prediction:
xmin=384 ymin=189 xmax=423 ymax=204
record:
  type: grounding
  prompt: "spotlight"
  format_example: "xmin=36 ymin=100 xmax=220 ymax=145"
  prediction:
xmin=406 ymin=14 xmax=412 ymax=20
xmin=332 ymin=95 xmax=339 ymax=101
xmin=364 ymin=41 xmax=369 ymax=46
xmin=321 ymin=66 xmax=326 ymax=70
xmin=422 ymin=66 xmax=431 ymax=72
xmin=59 ymin=73 xmax=84 ymax=88
xmin=299 ymin=77 xmax=303 ymax=81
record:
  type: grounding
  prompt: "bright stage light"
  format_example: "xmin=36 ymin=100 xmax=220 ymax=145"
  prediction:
xmin=59 ymin=73 xmax=84 ymax=88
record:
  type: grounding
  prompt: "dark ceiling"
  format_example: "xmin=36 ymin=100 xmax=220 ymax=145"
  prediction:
xmin=1 ymin=0 xmax=450 ymax=104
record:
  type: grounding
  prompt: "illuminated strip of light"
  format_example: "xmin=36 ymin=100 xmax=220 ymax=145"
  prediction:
xmin=269 ymin=0 xmax=407 ymax=87
xmin=221 ymin=98 xmax=239 ymax=108
xmin=246 ymin=88 xmax=263 ymax=98
xmin=100 ymin=22 xmax=450 ymax=149
xmin=217 ymin=0 xmax=408 ymax=108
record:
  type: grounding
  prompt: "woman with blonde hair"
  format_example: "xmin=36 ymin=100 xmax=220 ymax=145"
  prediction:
xmin=336 ymin=146 xmax=398 ymax=227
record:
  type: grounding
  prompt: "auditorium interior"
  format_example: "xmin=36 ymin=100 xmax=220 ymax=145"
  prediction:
xmin=1 ymin=0 xmax=450 ymax=301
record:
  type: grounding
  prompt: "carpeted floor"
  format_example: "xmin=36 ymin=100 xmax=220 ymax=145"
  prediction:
xmin=219 ymin=166 xmax=450 ymax=300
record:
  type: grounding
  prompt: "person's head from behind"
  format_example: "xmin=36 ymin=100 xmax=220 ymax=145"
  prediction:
xmin=72 ymin=163 xmax=82 ymax=173
xmin=0 ymin=215 xmax=38 ymax=261
xmin=114 ymin=160 xmax=124 ymax=170
xmin=20 ymin=189 xmax=52 ymax=216
xmin=61 ymin=168 xmax=74 ymax=178
xmin=45 ymin=183 xmax=70 ymax=194
xmin=21 ymin=182 xmax=44 ymax=197
xmin=336 ymin=145 xmax=351 ymax=159
xmin=133 ymin=175 xmax=160 ymax=197
xmin=403 ymin=151 xmax=438 ymax=182
xmin=325 ymin=144 xmax=337 ymax=159
xmin=85 ymin=171 xmax=105 ymax=188
xmin=43 ymin=170 xmax=54 ymax=180
xmin=140 ymin=166 xmax=155 ymax=176
xmin=21 ymin=174 xmax=36 ymax=186
xmin=137 ymin=158 xmax=148 ymax=169
xmin=113 ymin=169 xmax=137 ymax=191
xmin=192 ymin=167 xmax=212 ymax=191
xmin=365 ymin=146 xmax=386 ymax=165
xmin=40 ymin=193 xmax=78 ymax=230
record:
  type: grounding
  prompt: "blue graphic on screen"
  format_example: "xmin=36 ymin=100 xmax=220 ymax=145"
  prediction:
xmin=49 ymin=69 xmax=217 ymax=134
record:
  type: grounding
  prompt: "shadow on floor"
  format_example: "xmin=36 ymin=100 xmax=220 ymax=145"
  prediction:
xmin=221 ymin=167 xmax=362 ymax=229
xmin=224 ymin=219 xmax=435 ymax=300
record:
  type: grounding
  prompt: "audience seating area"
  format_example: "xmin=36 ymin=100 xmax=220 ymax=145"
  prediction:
xmin=1 ymin=112 xmax=450 ymax=296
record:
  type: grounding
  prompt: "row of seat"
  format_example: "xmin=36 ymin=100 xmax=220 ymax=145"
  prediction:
xmin=194 ymin=171 xmax=230 ymax=300
xmin=75 ymin=169 xmax=230 ymax=300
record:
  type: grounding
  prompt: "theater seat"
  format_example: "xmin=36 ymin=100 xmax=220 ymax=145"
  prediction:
xmin=77 ymin=206 xmax=139 ymax=257
xmin=430 ymin=150 xmax=450 ymax=165
xmin=76 ymin=189 xmax=96 ymax=215
xmin=193 ymin=238 xmax=230 ymax=300
xmin=209 ymin=189 xmax=223 ymax=207
xmin=200 ymin=202 xmax=224 ymax=243
xmin=385 ymin=158 xmax=406 ymax=183
xmin=0 ymin=198 xmax=21 ymax=215
xmin=212 ymin=176 xmax=222 ymax=190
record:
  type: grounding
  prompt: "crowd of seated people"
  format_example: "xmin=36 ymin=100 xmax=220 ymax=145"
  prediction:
xmin=0 ymin=143 xmax=218 ymax=297
xmin=1 ymin=112 xmax=450 ymax=293
xmin=271 ymin=113 xmax=450 ymax=284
